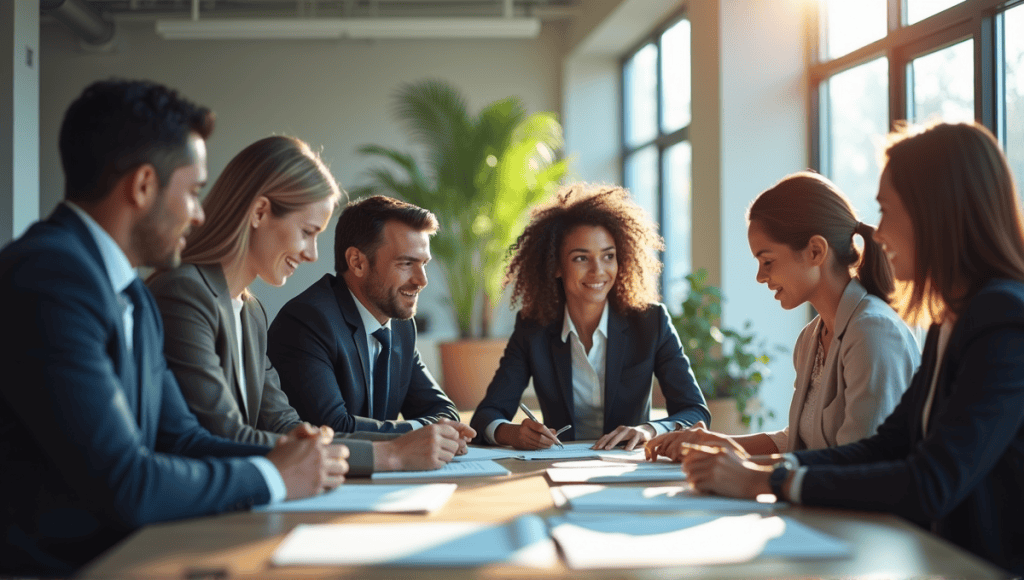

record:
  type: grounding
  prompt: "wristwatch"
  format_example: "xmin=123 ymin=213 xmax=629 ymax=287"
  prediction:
xmin=769 ymin=457 xmax=797 ymax=500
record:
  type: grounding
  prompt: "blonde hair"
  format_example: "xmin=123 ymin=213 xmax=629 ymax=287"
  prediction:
xmin=182 ymin=135 xmax=343 ymax=266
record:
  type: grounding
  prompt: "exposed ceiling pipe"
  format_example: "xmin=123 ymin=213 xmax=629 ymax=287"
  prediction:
xmin=191 ymin=0 xmax=200 ymax=21
xmin=41 ymin=0 xmax=116 ymax=46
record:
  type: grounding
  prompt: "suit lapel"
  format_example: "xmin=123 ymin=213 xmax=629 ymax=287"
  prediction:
xmin=239 ymin=304 xmax=262 ymax=425
xmin=603 ymin=309 xmax=627 ymax=430
xmin=198 ymin=265 xmax=249 ymax=425
xmin=334 ymin=278 xmax=373 ymax=408
xmin=549 ymin=318 xmax=575 ymax=422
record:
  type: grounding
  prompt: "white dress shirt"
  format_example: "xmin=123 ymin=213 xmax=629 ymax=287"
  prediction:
xmin=348 ymin=288 xmax=423 ymax=429
xmin=65 ymin=202 xmax=286 ymax=503
xmin=562 ymin=303 xmax=609 ymax=441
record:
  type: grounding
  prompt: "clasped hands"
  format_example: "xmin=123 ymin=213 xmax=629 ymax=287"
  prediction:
xmin=265 ymin=423 xmax=349 ymax=500
xmin=645 ymin=421 xmax=777 ymax=499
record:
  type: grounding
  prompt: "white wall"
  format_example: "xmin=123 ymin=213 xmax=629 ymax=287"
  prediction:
xmin=39 ymin=20 xmax=565 ymax=349
xmin=1 ymin=0 xmax=40 ymax=245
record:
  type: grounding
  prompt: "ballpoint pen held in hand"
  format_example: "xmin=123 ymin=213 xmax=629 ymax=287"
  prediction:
xmin=519 ymin=403 xmax=566 ymax=449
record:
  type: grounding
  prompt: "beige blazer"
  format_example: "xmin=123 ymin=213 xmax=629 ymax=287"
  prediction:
xmin=768 ymin=279 xmax=920 ymax=452
xmin=147 ymin=263 xmax=383 ymax=474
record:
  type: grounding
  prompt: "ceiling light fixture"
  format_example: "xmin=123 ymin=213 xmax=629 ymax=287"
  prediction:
xmin=155 ymin=17 xmax=542 ymax=41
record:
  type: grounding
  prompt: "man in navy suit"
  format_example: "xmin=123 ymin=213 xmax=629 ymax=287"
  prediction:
xmin=0 ymin=80 xmax=346 ymax=577
xmin=269 ymin=196 xmax=473 ymax=444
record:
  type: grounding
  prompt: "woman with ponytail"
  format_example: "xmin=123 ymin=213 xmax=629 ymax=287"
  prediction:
xmin=647 ymin=171 xmax=919 ymax=458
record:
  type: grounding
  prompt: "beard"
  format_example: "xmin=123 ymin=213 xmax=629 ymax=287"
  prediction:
xmin=131 ymin=191 xmax=187 ymax=270
xmin=365 ymin=267 xmax=418 ymax=321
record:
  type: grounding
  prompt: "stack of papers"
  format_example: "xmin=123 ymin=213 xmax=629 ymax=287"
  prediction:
xmin=371 ymin=459 xmax=510 ymax=480
xmin=546 ymin=460 xmax=685 ymax=484
xmin=548 ymin=512 xmax=851 ymax=568
xmin=255 ymin=483 xmax=456 ymax=513
xmin=553 ymin=484 xmax=782 ymax=512
xmin=451 ymin=446 xmax=522 ymax=462
xmin=271 ymin=515 xmax=558 ymax=567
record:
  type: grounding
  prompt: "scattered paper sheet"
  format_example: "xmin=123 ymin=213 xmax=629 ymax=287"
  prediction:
xmin=513 ymin=442 xmax=646 ymax=461
xmin=371 ymin=459 xmax=510 ymax=480
xmin=548 ymin=513 xmax=850 ymax=568
xmin=553 ymin=484 xmax=781 ymax=512
xmin=451 ymin=446 xmax=522 ymax=462
xmin=271 ymin=515 xmax=558 ymax=567
xmin=546 ymin=460 xmax=685 ymax=483
xmin=254 ymin=483 xmax=457 ymax=513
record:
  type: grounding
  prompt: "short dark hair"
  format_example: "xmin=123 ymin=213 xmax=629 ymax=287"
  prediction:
xmin=59 ymin=79 xmax=215 ymax=203
xmin=334 ymin=195 xmax=438 ymax=273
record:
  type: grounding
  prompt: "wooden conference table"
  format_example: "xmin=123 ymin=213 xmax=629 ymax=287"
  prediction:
xmin=78 ymin=451 xmax=1013 ymax=579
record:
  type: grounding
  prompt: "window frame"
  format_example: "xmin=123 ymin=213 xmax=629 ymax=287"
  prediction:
xmin=620 ymin=8 xmax=691 ymax=298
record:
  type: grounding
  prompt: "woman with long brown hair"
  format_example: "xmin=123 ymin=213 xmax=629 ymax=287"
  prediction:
xmin=680 ymin=122 xmax=1024 ymax=576
xmin=647 ymin=172 xmax=919 ymax=459
xmin=470 ymin=183 xmax=709 ymax=451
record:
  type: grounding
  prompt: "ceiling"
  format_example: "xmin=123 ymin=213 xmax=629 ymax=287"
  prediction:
xmin=78 ymin=0 xmax=582 ymax=21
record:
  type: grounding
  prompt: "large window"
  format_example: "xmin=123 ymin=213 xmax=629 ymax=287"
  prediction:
xmin=622 ymin=15 xmax=691 ymax=310
xmin=814 ymin=0 xmax=1024 ymax=222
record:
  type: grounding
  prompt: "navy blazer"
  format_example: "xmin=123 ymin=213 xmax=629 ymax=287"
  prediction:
xmin=0 ymin=206 xmax=272 ymax=577
xmin=470 ymin=304 xmax=710 ymax=444
xmin=794 ymin=279 xmax=1024 ymax=575
xmin=267 ymin=274 xmax=459 ymax=433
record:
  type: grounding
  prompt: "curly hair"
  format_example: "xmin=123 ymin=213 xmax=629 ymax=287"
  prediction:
xmin=506 ymin=183 xmax=665 ymax=326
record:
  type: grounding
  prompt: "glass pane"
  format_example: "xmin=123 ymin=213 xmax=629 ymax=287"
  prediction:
xmin=624 ymin=43 xmax=658 ymax=148
xmin=907 ymin=0 xmax=963 ymax=25
xmin=1006 ymin=5 xmax=1024 ymax=197
xmin=624 ymin=145 xmax=659 ymax=224
xmin=823 ymin=0 xmax=887 ymax=60
xmin=661 ymin=19 xmax=691 ymax=133
xmin=825 ymin=57 xmax=889 ymax=226
xmin=910 ymin=39 xmax=974 ymax=124
xmin=662 ymin=141 xmax=692 ymax=312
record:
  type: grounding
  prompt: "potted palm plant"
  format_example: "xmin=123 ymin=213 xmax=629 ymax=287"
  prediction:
xmin=670 ymin=269 xmax=783 ymax=433
xmin=353 ymin=79 xmax=569 ymax=409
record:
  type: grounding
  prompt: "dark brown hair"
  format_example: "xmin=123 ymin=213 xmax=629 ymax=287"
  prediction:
xmin=505 ymin=183 xmax=664 ymax=326
xmin=884 ymin=121 xmax=1024 ymax=322
xmin=334 ymin=195 xmax=438 ymax=273
xmin=748 ymin=171 xmax=894 ymax=303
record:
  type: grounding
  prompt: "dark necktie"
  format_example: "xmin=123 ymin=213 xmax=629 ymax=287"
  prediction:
xmin=371 ymin=327 xmax=391 ymax=421
xmin=120 ymin=278 xmax=148 ymax=417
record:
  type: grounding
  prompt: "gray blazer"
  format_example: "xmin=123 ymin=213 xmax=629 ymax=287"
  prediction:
xmin=769 ymin=279 xmax=920 ymax=452
xmin=147 ymin=263 xmax=381 ymax=474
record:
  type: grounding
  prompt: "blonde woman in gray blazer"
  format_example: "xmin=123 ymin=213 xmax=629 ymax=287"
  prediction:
xmin=648 ymin=172 xmax=918 ymax=459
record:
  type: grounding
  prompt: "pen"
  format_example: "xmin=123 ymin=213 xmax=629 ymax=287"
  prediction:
xmin=519 ymin=403 xmax=565 ymax=448
xmin=677 ymin=441 xmax=725 ymax=455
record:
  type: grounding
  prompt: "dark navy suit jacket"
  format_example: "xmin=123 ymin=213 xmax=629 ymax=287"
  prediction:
xmin=469 ymin=304 xmax=710 ymax=443
xmin=794 ymin=279 xmax=1024 ymax=575
xmin=267 ymin=274 xmax=459 ymax=434
xmin=0 ymin=205 xmax=272 ymax=577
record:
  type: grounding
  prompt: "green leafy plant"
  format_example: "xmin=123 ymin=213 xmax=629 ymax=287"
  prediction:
xmin=671 ymin=269 xmax=784 ymax=428
xmin=352 ymin=79 xmax=570 ymax=339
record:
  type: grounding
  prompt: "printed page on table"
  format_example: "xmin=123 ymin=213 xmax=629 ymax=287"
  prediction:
xmin=371 ymin=459 xmax=511 ymax=480
xmin=548 ymin=513 xmax=850 ymax=569
xmin=514 ymin=442 xmax=647 ymax=461
xmin=546 ymin=460 xmax=685 ymax=484
xmin=255 ymin=483 xmax=457 ymax=513
xmin=551 ymin=484 xmax=783 ymax=512
xmin=272 ymin=515 xmax=558 ymax=567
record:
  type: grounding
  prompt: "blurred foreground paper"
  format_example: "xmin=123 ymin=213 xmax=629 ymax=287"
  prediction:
xmin=255 ymin=483 xmax=456 ymax=513
xmin=271 ymin=515 xmax=557 ymax=567
xmin=549 ymin=513 xmax=850 ymax=568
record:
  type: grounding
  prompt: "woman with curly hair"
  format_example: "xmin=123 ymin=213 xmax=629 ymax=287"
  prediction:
xmin=469 ymin=183 xmax=710 ymax=450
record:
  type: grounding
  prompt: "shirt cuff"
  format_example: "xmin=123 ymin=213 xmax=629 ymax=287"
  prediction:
xmin=485 ymin=419 xmax=512 ymax=445
xmin=248 ymin=456 xmax=287 ymax=504
xmin=788 ymin=466 xmax=807 ymax=504
xmin=645 ymin=422 xmax=668 ymax=436
xmin=407 ymin=419 xmax=425 ymax=430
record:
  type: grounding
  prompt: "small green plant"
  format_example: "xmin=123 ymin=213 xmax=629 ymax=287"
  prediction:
xmin=671 ymin=269 xmax=784 ymax=428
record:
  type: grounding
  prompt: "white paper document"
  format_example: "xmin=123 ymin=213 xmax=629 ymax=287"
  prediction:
xmin=513 ymin=442 xmax=646 ymax=461
xmin=548 ymin=513 xmax=851 ymax=569
xmin=546 ymin=460 xmax=685 ymax=484
xmin=371 ymin=459 xmax=510 ymax=480
xmin=451 ymin=446 xmax=522 ymax=462
xmin=271 ymin=515 xmax=558 ymax=568
xmin=254 ymin=483 xmax=456 ymax=513
xmin=553 ymin=484 xmax=782 ymax=512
